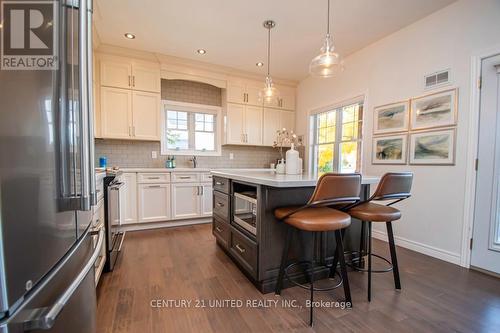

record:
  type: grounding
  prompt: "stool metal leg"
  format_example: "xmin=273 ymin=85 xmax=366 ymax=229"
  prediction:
xmin=367 ymin=221 xmax=372 ymax=302
xmin=275 ymin=226 xmax=293 ymax=295
xmin=359 ymin=221 xmax=366 ymax=269
xmin=309 ymin=232 xmax=317 ymax=326
xmin=335 ymin=229 xmax=352 ymax=306
xmin=329 ymin=228 xmax=345 ymax=278
xmin=386 ymin=222 xmax=401 ymax=290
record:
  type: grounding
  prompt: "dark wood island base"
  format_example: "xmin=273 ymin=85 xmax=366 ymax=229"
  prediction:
xmin=210 ymin=171 xmax=377 ymax=294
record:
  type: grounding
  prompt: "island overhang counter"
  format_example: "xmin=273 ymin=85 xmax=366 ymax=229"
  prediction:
xmin=210 ymin=169 xmax=380 ymax=293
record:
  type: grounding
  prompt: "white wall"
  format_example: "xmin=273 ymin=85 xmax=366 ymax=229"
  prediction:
xmin=296 ymin=0 xmax=500 ymax=265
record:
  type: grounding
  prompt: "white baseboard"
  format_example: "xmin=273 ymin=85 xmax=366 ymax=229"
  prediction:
xmin=371 ymin=229 xmax=462 ymax=265
xmin=118 ymin=218 xmax=212 ymax=232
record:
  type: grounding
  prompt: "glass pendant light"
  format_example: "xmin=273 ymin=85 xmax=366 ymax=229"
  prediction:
xmin=309 ymin=0 xmax=343 ymax=77
xmin=259 ymin=20 xmax=279 ymax=104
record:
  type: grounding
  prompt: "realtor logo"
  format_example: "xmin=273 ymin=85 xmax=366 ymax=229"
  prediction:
xmin=1 ymin=0 xmax=58 ymax=70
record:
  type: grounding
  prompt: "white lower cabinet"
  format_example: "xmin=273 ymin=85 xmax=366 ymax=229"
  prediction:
xmin=171 ymin=183 xmax=201 ymax=219
xmin=120 ymin=172 xmax=138 ymax=224
xmin=201 ymin=183 xmax=213 ymax=217
xmin=119 ymin=172 xmax=212 ymax=226
xmin=138 ymin=184 xmax=171 ymax=222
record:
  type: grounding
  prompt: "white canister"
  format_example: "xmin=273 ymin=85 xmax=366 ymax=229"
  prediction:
xmin=286 ymin=143 xmax=300 ymax=175
xmin=276 ymin=159 xmax=286 ymax=174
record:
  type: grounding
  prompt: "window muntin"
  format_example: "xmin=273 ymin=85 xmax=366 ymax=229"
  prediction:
xmin=311 ymin=101 xmax=363 ymax=175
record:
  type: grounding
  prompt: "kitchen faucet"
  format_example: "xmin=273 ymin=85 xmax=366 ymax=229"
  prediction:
xmin=190 ymin=156 xmax=197 ymax=168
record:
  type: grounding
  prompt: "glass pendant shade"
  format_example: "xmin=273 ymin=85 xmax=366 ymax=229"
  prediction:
xmin=310 ymin=34 xmax=343 ymax=77
xmin=259 ymin=75 xmax=279 ymax=104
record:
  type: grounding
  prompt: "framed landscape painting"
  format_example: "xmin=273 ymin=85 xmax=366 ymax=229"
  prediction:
xmin=373 ymin=101 xmax=409 ymax=135
xmin=409 ymin=128 xmax=455 ymax=165
xmin=372 ymin=134 xmax=407 ymax=165
xmin=410 ymin=88 xmax=457 ymax=130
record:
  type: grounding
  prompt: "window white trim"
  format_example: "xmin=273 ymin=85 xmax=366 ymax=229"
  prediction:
xmin=161 ymin=100 xmax=222 ymax=156
xmin=309 ymin=95 xmax=365 ymax=116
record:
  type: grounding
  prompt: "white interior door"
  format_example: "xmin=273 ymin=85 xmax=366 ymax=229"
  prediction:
xmin=471 ymin=54 xmax=500 ymax=275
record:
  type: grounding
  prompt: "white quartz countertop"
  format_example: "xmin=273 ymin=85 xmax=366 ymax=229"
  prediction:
xmin=210 ymin=169 xmax=380 ymax=188
xmin=119 ymin=167 xmax=212 ymax=173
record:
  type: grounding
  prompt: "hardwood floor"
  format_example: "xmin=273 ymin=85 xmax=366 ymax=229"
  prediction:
xmin=97 ymin=224 xmax=500 ymax=333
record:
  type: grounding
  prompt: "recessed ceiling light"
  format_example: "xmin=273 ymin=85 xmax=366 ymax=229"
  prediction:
xmin=256 ymin=62 xmax=264 ymax=67
xmin=197 ymin=49 xmax=206 ymax=55
xmin=124 ymin=33 xmax=136 ymax=39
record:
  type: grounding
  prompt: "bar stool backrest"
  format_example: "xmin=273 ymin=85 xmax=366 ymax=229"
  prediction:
xmin=308 ymin=173 xmax=362 ymax=207
xmin=370 ymin=172 xmax=413 ymax=201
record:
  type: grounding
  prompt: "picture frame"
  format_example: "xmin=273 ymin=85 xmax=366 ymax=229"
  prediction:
xmin=372 ymin=134 xmax=408 ymax=165
xmin=409 ymin=128 xmax=456 ymax=165
xmin=373 ymin=100 xmax=410 ymax=135
xmin=410 ymin=88 xmax=457 ymax=130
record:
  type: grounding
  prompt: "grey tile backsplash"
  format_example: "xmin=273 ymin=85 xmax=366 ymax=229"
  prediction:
xmin=95 ymin=140 xmax=281 ymax=169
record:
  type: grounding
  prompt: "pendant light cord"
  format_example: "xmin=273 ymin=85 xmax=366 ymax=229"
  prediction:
xmin=267 ymin=26 xmax=271 ymax=76
xmin=326 ymin=0 xmax=330 ymax=36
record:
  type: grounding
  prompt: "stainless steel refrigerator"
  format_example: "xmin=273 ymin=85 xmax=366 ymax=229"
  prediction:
xmin=0 ymin=0 xmax=100 ymax=332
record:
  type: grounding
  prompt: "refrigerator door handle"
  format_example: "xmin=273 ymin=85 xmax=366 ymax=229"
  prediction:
xmin=22 ymin=228 xmax=104 ymax=331
xmin=78 ymin=0 xmax=91 ymax=211
xmin=86 ymin=0 xmax=96 ymax=206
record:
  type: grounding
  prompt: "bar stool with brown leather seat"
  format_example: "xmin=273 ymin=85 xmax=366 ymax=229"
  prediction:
xmin=274 ymin=173 xmax=362 ymax=326
xmin=347 ymin=172 xmax=413 ymax=302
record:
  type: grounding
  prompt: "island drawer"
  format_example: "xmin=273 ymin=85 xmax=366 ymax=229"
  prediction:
xmin=212 ymin=217 xmax=230 ymax=249
xmin=213 ymin=191 xmax=229 ymax=220
xmin=230 ymin=226 xmax=257 ymax=278
xmin=213 ymin=176 xmax=229 ymax=194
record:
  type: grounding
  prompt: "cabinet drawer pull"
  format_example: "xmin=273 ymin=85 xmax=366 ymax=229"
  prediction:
xmin=215 ymin=226 xmax=223 ymax=233
xmin=216 ymin=202 xmax=225 ymax=207
xmin=235 ymin=244 xmax=246 ymax=253
xmin=147 ymin=177 xmax=160 ymax=179
xmin=179 ymin=176 xmax=191 ymax=179
xmin=215 ymin=181 xmax=224 ymax=186
xmin=148 ymin=185 xmax=161 ymax=188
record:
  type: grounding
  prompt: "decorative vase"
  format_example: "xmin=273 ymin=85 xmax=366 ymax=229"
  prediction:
xmin=276 ymin=159 xmax=286 ymax=174
xmin=286 ymin=143 xmax=300 ymax=175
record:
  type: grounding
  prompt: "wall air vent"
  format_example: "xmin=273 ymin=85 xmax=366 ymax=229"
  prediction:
xmin=424 ymin=69 xmax=451 ymax=90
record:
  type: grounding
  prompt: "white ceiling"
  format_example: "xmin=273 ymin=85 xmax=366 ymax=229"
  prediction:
xmin=94 ymin=0 xmax=456 ymax=81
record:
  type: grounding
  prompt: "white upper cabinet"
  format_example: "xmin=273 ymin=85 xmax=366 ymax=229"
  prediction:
xmin=132 ymin=91 xmax=160 ymax=140
xmin=225 ymin=103 xmax=263 ymax=145
xmin=263 ymin=85 xmax=295 ymax=111
xmin=98 ymin=54 xmax=161 ymax=141
xmin=100 ymin=58 xmax=132 ymax=89
xmin=101 ymin=87 xmax=132 ymax=139
xmin=100 ymin=55 xmax=160 ymax=93
xmin=226 ymin=80 xmax=263 ymax=107
xmin=132 ymin=63 xmax=161 ymax=93
xmin=262 ymin=108 xmax=281 ymax=146
xmin=262 ymin=108 xmax=295 ymax=147
xmin=245 ymin=105 xmax=263 ymax=145
xmin=226 ymin=103 xmax=246 ymax=144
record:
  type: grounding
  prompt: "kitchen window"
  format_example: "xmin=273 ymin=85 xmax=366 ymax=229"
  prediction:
xmin=161 ymin=100 xmax=222 ymax=156
xmin=309 ymin=100 xmax=363 ymax=174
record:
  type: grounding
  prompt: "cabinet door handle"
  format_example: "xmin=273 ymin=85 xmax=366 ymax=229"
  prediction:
xmin=200 ymin=186 xmax=204 ymax=195
xmin=132 ymin=76 xmax=135 ymax=87
xmin=235 ymin=244 xmax=246 ymax=253
xmin=128 ymin=126 xmax=132 ymax=136
xmin=132 ymin=126 xmax=136 ymax=137
xmin=128 ymin=75 xmax=131 ymax=87
xmin=216 ymin=202 xmax=224 ymax=207
xmin=215 ymin=226 xmax=223 ymax=233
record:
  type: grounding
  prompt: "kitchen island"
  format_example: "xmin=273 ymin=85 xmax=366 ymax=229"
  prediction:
xmin=210 ymin=169 xmax=379 ymax=293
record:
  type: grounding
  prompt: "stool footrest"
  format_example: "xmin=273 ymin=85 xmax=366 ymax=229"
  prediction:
xmin=284 ymin=261 xmax=343 ymax=292
xmin=348 ymin=252 xmax=393 ymax=273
